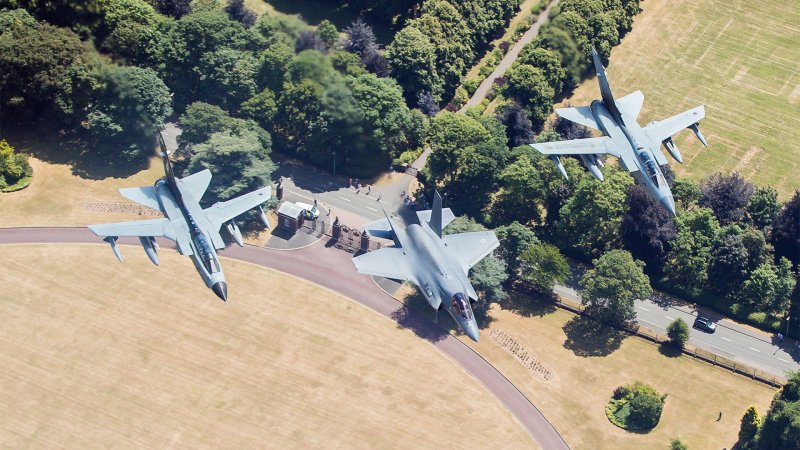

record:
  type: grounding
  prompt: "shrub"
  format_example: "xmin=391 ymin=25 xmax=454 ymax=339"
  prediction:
xmin=669 ymin=439 xmax=688 ymax=450
xmin=607 ymin=381 xmax=666 ymax=431
xmin=628 ymin=390 xmax=664 ymax=429
xmin=464 ymin=79 xmax=479 ymax=96
xmin=667 ymin=318 xmax=689 ymax=348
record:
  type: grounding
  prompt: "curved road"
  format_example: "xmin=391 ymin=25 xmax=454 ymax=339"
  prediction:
xmin=0 ymin=227 xmax=569 ymax=450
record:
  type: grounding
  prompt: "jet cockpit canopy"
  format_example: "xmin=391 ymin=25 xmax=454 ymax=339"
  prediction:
xmin=451 ymin=292 xmax=472 ymax=320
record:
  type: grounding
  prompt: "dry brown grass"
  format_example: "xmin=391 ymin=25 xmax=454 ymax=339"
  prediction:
xmin=563 ymin=0 xmax=800 ymax=197
xmin=0 ymin=245 xmax=533 ymax=449
xmin=456 ymin=299 xmax=777 ymax=449
xmin=0 ymin=156 xmax=163 ymax=227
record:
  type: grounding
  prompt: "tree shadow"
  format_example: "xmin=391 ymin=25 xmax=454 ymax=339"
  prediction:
xmin=1 ymin=120 xmax=150 ymax=179
xmin=498 ymin=289 xmax=557 ymax=318
xmin=658 ymin=342 xmax=683 ymax=358
xmin=649 ymin=290 xmax=685 ymax=309
xmin=562 ymin=315 xmax=625 ymax=357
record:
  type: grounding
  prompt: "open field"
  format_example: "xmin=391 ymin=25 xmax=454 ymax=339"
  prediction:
xmin=0 ymin=245 xmax=533 ymax=448
xmin=564 ymin=0 xmax=800 ymax=197
xmin=400 ymin=289 xmax=778 ymax=449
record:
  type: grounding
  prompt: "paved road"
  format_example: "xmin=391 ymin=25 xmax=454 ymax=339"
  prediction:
xmin=460 ymin=0 xmax=560 ymax=111
xmin=554 ymin=284 xmax=800 ymax=378
xmin=0 ymin=227 xmax=570 ymax=450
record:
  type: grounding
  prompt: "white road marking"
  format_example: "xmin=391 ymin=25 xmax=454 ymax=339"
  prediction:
xmin=637 ymin=306 xmax=651 ymax=312
xmin=749 ymin=347 xmax=760 ymax=353
xmin=288 ymin=190 xmax=314 ymax=201
xmin=778 ymin=358 xmax=790 ymax=363
xmin=720 ymin=337 xmax=732 ymax=342
xmin=665 ymin=316 xmax=674 ymax=321
xmin=366 ymin=207 xmax=378 ymax=212
xmin=338 ymin=196 xmax=351 ymax=202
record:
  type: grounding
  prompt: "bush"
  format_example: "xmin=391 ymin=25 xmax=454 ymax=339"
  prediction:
xmin=464 ymin=78 xmax=480 ymax=96
xmin=667 ymin=318 xmax=689 ymax=348
xmin=670 ymin=439 xmax=688 ymax=450
xmin=606 ymin=381 xmax=666 ymax=431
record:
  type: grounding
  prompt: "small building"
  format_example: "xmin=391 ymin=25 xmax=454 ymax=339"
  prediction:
xmin=276 ymin=201 xmax=304 ymax=232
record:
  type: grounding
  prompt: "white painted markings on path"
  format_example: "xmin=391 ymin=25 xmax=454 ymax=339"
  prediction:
xmin=366 ymin=206 xmax=378 ymax=212
xmin=720 ymin=337 xmax=732 ymax=342
xmin=637 ymin=306 xmax=651 ymax=312
xmin=749 ymin=347 xmax=761 ymax=353
xmin=778 ymin=358 xmax=791 ymax=363
xmin=338 ymin=196 xmax=352 ymax=202
xmin=665 ymin=316 xmax=675 ymax=321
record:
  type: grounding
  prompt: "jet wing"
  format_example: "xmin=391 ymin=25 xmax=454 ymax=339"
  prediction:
xmin=176 ymin=169 xmax=212 ymax=201
xmin=88 ymin=218 xmax=175 ymax=240
xmin=643 ymin=105 xmax=705 ymax=143
xmin=555 ymin=106 xmax=599 ymax=130
xmin=352 ymin=247 xmax=415 ymax=282
xmin=531 ymin=136 xmax=621 ymax=158
xmin=616 ymin=90 xmax=645 ymax=119
xmin=119 ymin=186 xmax=163 ymax=213
xmin=203 ymin=187 xmax=271 ymax=230
xmin=442 ymin=231 xmax=499 ymax=275
xmin=416 ymin=208 xmax=455 ymax=229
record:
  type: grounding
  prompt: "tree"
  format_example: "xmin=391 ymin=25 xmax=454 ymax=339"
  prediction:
xmin=519 ymin=243 xmax=570 ymax=293
xmin=342 ymin=18 xmax=378 ymax=58
xmin=673 ymin=177 xmax=701 ymax=210
xmin=772 ymin=191 xmax=800 ymax=267
xmin=580 ymin=249 xmax=652 ymax=326
xmin=747 ymin=186 xmax=780 ymax=230
xmin=556 ymin=166 xmax=633 ymax=258
xmin=699 ymin=172 xmax=754 ymax=225
xmin=742 ymin=259 xmax=797 ymax=313
xmin=621 ymin=184 xmax=677 ymax=273
xmin=628 ymin=388 xmax=664 ymax=429
xmin=316 ymin=19 xmax=339 ymax=49
xmin=534 ymin=25 xmax=585 ymax=91
xmin=153 ymin=0 xmax=192 ymax=19
xmin=417 ymin=91 xmax=440 ymax=117
xmin=256 ymin=42 xmax=293 ymax=92
xmin=272 ymin=79 xmax=322 ymax=160
xmin=240 ymin=88 xmax=277 ymax=130
xmin=386 ymin=25 xmax=442 ymax=101
xmin=493 ymin=154 xmax=546 ymax=225
xmin=101 ymin=19 xmax=168 ymax=69
xmin=669 ymin=439 xmax=688 ymax=450
xmin=707 ymin=227 xmax=750 ymax=298
xmin=498 ymin=101 xmax=534 ymax=147
xmin=757 ymin=371 xmax=800 ymax=450
xmin=495 ymin=221 xmax=538 ymax=278
xmin=187 ymin=129 xmax=275 ymax=206
xmin=517 ymin=46 xmax=566 ymax=94
xmin=198 ymin=48 xmax=258 ymax=108
xmin=0 ymin=139 xmax=32 ymax=188
xmin=666 ymin=318 xmax=689 ymax=348
xmin=503 ymin=64 xmax=555 ymax=129
xmin=664 ymin=208 xmax=721 ymax=292
xmin=225 ymin=0 xmax=256 ymax=28
xmin=738 ymin=405 xmax=761 ymax=449
xmin=178 ymin=102 xmax=239 ymax=148
xmin=295 ymin=30 xmax=327 ymax=52
xmin=0 ymin=17 xmax=85 ymax=112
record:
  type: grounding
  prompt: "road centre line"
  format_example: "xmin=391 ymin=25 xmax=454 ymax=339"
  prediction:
xmin=637 ymin=306 xmax=651 ymax=312
xmin=338 ymin=196 xmax=351 ymax=202
xmin=638 ymin=318 xmax=663 ymax=329
xmin=366 ymin=207 xmax=378 ymax=212
xmin=721 ymin=337 xmax=732 ymax=342
xmin=749 ymin=347 xmax=760 ymax=353
xmin=665 ymin=316 xmax=674 ymax=320
xmin=778 ymin=358 xmax=790 ymax=363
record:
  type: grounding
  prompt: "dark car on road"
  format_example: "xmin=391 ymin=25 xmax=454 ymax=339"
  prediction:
xmin=693 ymin=316 xmax=717 ymax=333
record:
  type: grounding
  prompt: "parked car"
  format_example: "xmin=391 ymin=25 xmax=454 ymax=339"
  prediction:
xmin=295 ymin=201 xmax=319 ymax=219
xmin=693 ymin=316 xmax=717 ymax=333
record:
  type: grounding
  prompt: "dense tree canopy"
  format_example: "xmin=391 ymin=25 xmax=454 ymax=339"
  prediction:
xmin=700 ymin=172 xmax=754 ymax=225
xmin=580 ymin=249 xmax=652 ymax=326
xmin=620 ymin=184 xmax=677 ymax=273
xmin=664 ymin=208 xmax=720 ymax=292
xmin=772 ymin=191 xmax=800 ymax=267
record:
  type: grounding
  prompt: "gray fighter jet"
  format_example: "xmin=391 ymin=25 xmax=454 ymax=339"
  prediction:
xmin=531 ymin=48 xmax=708 ymax=215
xmin=351 ymin=192 xmax=499 ymax=342
xmin=88 ymin=133 xmax=271 ymax=302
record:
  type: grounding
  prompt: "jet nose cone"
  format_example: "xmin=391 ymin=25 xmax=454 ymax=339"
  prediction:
xmin=660 ymin=194 xmax=677 ymax=216
xmin=465 ymin=323 xmax=480 ymax=342
xmin=212 ymin=282 xmax=228 ymax=302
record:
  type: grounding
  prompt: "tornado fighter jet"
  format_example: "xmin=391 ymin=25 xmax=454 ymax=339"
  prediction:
xmin=88 ymin=133 xmax=271 ymax=301
xmin=351 ymin=192 xmax=499 ymax=342
xmin=531 ymin=48 xmax=708 ymax=215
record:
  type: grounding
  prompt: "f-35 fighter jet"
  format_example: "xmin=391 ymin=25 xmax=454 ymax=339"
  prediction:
xmin=351 ymin=192 xmax=499 ymax=342
xmin=88 ymin=133 xmax=271 ymax=302
xmin=532 ymin=48 xmax=708 ymax=215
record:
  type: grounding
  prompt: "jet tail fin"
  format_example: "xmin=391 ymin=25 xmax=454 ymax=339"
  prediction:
xmin=591 ymin=48 xmax=620 ymax=119
xmin=430 ymin=191 xmax=443 ymax=238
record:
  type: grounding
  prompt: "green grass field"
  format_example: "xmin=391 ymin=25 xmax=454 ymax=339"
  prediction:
xmin=567 ymin=0 xmax=800 ymax=198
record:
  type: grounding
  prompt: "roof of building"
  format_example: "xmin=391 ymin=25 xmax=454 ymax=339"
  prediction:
xmin=277 ymin=201 xmax=304 ymax=219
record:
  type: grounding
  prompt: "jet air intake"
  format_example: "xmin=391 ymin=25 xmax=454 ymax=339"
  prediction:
xmin=139 ymin=236 xmax=159 ymax=266
xmin=226 ymin=221 xmax=244 ymax=247
xmin=662 ymin=137 xmax=683 ymax=163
